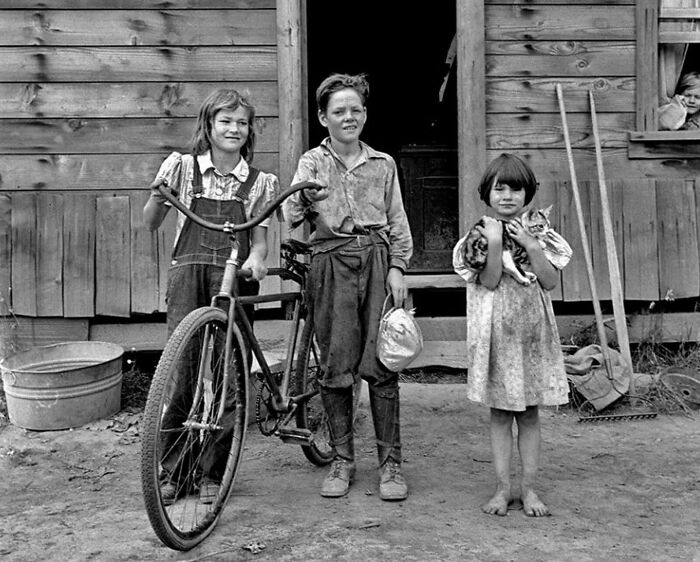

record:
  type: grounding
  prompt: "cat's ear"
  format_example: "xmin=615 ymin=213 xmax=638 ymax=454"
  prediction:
xmin=542 ymin=204 xmax=553 ymax=218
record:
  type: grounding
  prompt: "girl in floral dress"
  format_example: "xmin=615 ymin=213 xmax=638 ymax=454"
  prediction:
xmin=453 ymin=153 xmax=572 ymax=517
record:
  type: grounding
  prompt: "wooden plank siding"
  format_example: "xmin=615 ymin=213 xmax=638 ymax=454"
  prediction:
xmin=0 ymin=2 xmax=284 ymax=320
xmin=484 ymin=0 xmax=700 ymax=305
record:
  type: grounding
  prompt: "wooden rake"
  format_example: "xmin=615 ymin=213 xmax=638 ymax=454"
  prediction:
xmin=556 ymin=84 xmax=650 ymax=421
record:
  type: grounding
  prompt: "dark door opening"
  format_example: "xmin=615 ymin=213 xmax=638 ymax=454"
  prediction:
xmin=305 ymin=3 xmax=458 ymax=272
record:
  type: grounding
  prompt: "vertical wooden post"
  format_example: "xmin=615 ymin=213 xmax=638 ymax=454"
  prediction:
xmin=456 ymin=0 xmax=486 ymax=236
xmin=636 ymin=0 xmax=659 ymax=131
xmin=276 ymin=0 xmax=306 ymax=189
xmin=276 ymin=0 xmax=308 ymax=307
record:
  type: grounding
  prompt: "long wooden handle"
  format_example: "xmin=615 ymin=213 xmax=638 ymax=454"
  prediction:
xmin=589 ymin=90 xmax=634 ymax=392
xmin=555 ymin=84 xmax=614 ymax=378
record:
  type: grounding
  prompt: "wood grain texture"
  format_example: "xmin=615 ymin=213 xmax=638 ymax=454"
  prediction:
xmin=130 ymin=190 xmax=160 ymax=314
xmin=0 ymin=82 xmax=278 ymax=118
xmin=486 ymin=43 xmax=635 ymax=76
xmin=63 ymin=193 xmax=95 ymax=317
xmin=0 ymin=153 xmax=280 ymax=192
xmin=457 ymin=0 xmax=486 ymax=234
xmin=485 ymin=5 xmax=635 ymax=41
xmin=10 ymin=193 xmax=37 ymax=316
xmin=619 ymin=179 xmax=659 ymax=301
xmin=486 ymin=77 xmax=635 ymax=113
xmin=656 ymin=179 xmax=700 ymax=299
xmin=0 ymin=194 xmax=10 ymax=308
xmin=0 ymin=117 xmax=279 ymax=154
xmin=1 ymin=1 xmax=274 ymax=8
xmin=485 ymin=149 xmax=700 ymax=181
xmin=36 ymin=193 xmax=63 ymax=316
xmin=486 ymin=112 xmax=634 ymax=149
xmin=0 ymin=47 xmax=277 ymax=82
xmin=95 ymin=195 xmax=130 ymax=317
xmin=0 ymin=10 xmax=275 ymax=46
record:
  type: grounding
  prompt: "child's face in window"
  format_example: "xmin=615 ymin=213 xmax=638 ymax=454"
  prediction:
xmin=680 ymin=85 xmax=700 ymax=115
xmin=319 ymin=88 xmax=367 ymax=146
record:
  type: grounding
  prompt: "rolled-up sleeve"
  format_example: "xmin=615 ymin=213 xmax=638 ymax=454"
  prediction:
xmin=385 ymin=158 xmax=413 ymax=272
xmin=283 ymin=153 xmax=316 ymax=231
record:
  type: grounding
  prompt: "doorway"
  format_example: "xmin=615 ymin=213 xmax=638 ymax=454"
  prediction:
xmin=305 ymin=3 xmax=458 ymax=272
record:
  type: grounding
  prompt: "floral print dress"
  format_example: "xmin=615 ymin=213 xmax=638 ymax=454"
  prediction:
xmin=453 ymin=231 xmax=571 ymax=411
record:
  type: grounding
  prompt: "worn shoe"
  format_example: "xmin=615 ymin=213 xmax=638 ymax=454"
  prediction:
xmin=160 ymin=482 xmax=177 ymax=506
xmin=320 ymin=459 xmax=356 ymax=498
xmin=379 ymin=459 xmax=408 ymax=501
xmin=199 ymin=479 xmax=220 ymax=504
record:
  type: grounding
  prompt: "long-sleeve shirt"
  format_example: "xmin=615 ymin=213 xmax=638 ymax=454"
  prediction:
xmin=283 ymin=138 xmax=413 ymax=272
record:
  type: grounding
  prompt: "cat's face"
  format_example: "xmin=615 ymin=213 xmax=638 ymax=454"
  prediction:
xmin=520 ymin=205 xmax=552 ymax=238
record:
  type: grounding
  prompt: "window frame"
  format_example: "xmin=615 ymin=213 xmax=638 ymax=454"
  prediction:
xmin=631 ymin=0 xmax=700 ymax=158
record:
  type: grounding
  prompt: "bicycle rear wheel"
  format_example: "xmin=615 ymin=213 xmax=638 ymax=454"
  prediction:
xmin=140 ymin=306 xmax=249 ymax=551
xmin=294 ymin=317 xmax=334 ymax=466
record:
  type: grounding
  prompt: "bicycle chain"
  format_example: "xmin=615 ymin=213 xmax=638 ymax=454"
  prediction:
xmin=255 ymin=371 xmax=284 ymax=436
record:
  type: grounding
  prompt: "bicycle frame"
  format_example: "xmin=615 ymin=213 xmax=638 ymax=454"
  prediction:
xmin=152 ymin=178 xmax=318 ymax=427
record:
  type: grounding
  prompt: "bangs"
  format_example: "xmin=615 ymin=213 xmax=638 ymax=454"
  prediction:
xmin=478 ymin=153 xmax=538 ymax=205
xmin=494 ymin=155 xmax=536 ymax=190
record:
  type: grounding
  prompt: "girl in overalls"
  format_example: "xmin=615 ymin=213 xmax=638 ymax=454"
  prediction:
xmin=143 ymin=89 xmax=279 ymax=504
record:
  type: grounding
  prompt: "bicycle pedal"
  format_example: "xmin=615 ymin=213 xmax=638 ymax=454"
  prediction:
xmin=276 ymin=427 xmax=313 ymax=445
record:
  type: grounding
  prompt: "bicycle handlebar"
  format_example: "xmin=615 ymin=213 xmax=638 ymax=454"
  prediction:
xmin=148 ymin=177 xmax=322 ymax=232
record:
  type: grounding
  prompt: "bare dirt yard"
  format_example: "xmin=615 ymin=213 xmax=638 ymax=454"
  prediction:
xmin=1 ymin=377 xmax=699 ymax=562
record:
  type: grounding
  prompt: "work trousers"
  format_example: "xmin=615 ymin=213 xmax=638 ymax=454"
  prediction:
xmin=309 ymin=236 xmax=401 ymax=466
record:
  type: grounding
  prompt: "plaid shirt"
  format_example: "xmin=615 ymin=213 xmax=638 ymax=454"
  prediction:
xmin=153 ymin=151 xmax=279 ymax=247
xmin=283 ymin=139 xmax=413 ymax=272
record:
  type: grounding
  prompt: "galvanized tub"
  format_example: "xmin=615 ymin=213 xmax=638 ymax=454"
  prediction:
xmin=0 ymin=341 xmax=124 ymax=430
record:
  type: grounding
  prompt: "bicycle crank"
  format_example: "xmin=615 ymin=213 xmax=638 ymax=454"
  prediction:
xmin=255 ymin=375 xmax=283 ymax=436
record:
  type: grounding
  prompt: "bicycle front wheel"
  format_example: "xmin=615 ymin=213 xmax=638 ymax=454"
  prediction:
xmin=140 ymin=306 xmax=249 ymax=551
xmin=294 ymin=317 xmax=334 ymax=466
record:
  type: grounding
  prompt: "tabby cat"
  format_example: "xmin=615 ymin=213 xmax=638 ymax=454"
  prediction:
xmin=461 ymin=205 xmax=558 ymax=286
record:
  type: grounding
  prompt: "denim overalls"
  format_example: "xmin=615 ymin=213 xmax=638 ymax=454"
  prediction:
xmin=161 ymin=157 xmax=260 ymax=483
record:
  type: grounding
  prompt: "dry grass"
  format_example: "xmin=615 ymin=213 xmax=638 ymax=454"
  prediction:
xmin=564 ymin=323 xmax=699 ymax=418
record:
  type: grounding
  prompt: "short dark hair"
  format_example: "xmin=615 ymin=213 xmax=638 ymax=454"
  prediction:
xmin=190 ymin=89 xmax=256 ymax=161
xmin=477 ymin=153 xmax=538 ymax=206
xmin=315 ymin=73 xmax=370 ymax=114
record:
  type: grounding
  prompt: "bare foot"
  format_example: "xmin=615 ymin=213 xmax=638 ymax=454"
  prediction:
xmin=522 ymin=489 xmax=551 ymax=517
xmin=482 ymin=489 xmax=510 ymax=516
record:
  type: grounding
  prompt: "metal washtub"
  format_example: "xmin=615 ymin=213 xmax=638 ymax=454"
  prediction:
xmin=0 ymin=341 xmax=124 ymax=430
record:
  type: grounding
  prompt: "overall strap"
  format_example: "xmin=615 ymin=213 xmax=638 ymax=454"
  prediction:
xmin=191 ymin=156 xmax=203 ymax=196
xmin=236 ymin=167 xmax=260 ymax=201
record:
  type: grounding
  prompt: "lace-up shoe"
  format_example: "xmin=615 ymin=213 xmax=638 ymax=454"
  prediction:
xmin=320 ymin=459 xmax=356 ymax=497
xmin=379 ymin=459 xmax=408 ymax=501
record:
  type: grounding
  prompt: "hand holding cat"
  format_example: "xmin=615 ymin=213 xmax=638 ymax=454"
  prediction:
xmin=505 ymin=220 xmax=539 ymax=253
xmin=476 ymin=216 xmax=503 ymax=244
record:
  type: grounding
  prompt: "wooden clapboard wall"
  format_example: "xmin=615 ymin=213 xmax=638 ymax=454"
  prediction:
xmin=0 ymin=0 xmax=283 ymax=320
xmin=484 ymin=0 xmax=700 ymax=303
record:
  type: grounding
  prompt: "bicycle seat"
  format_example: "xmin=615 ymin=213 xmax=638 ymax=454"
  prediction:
xmin=281 ymin=239 xmax=311 ymax=256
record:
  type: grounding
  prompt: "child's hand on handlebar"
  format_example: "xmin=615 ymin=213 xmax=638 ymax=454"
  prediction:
xmin=149 ymin=178 xmax=177 ymax=197
xmin=241 ymin=253 xmax=268 ymax=281
xmin=302 ymin=181 xmax=329 ymax=202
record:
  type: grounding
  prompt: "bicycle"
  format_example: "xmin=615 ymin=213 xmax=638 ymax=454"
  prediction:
xmin=140 ymin=178 xmax=333 ymax=551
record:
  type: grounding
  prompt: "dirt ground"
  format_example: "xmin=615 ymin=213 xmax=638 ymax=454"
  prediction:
xmin=1 ymin=381 xmax=699 ymax=562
